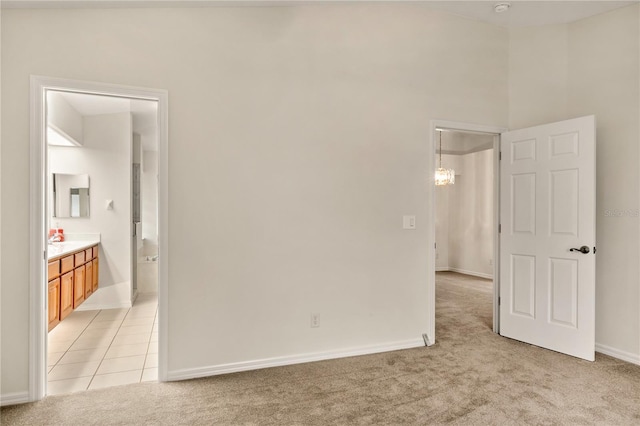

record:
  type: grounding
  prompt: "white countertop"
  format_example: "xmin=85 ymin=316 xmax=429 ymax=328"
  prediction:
xmin=48 ymin=240 xmax=100 ymax=260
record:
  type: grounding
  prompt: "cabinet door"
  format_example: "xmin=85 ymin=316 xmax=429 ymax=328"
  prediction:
xmin=92 ymin=257 xmax=99 ymax=292
xmin=73 ymin=265 xmax=85 ymax=308
xmin=85 ymin=260 xmax=93 ymax=298
xmin=60 ymin=271 xmax=74 ymax=321
xmin=48 ymin=278 xmax=61 ymax=331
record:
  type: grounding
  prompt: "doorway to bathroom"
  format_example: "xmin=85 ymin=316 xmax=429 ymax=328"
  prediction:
xmin=29 ymin=76 xmax=168 ymax=401
xmin=46 ymin=90 xmax=159 ymax=394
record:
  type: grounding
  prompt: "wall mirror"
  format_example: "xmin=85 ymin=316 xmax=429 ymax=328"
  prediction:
xmin=52 ymin=173 xmax=90 ymax=218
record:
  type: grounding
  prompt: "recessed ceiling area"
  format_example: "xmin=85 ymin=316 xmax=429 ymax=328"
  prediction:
xmin=436 ymin=130 xmax=495 ymax=156
xmin=52 ymin=91 xmax=158 ymax=151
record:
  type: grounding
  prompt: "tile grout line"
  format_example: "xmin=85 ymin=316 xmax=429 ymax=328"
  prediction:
xmin=91 ymin=298 xmax=157 ymax=387
xmin=48 ymin=310 xmax=100 ymax=375
xmin=86 ymin=308 xmax=130 ymax=391
xmin=48 ymin=296 xmax=158 ymax=394
xmin=141 ymin=305 xmax=159 ymax=382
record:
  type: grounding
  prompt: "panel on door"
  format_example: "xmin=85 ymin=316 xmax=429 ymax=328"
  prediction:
xmin=60 ymin=271 xmax=74 ymax=320
xmin=85 ymin=260 xmax=93 ymax=298
xmin=500 ymin=116 xmax=595 ymax=361
xmin=73 ymin=265 xmax=85 ymax=308
xmin=92 ymin=257 xmax=99 ymax=292
xmin=48 ymin=278 xmax=61 ymax=331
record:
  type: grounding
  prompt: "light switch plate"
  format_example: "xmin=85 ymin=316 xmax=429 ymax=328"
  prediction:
xmin=403 ymin=215 xmax=416 ymax=229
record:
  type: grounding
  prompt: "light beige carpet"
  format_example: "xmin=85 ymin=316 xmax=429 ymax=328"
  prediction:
xmin=2 ymin=272 xmax=640 ymax=425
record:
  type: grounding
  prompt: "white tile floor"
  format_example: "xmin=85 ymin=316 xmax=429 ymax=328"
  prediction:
xmin=47 ymin=293 xmax=158 ymax=396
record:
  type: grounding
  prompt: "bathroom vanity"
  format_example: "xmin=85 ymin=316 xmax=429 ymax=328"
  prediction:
xmin=47 ymin=241 xmax=99 ymax=331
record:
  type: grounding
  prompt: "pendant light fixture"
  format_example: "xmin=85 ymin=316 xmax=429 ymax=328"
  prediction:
xmin=435 ymin=130 xmax=455 ymax=186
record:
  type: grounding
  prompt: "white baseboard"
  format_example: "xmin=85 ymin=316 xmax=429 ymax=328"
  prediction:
xmin=167 ymin=338 xmax=425 ymax=382
xmin=595 ymin=343 xmax=640 ymax=365
xmin=1 ymin=391 xmax=30 ymax=407
xmin=447 ymin=267 xmax=493 ymax=280
xmin=435 ymin=266 xmax=449 ymax=272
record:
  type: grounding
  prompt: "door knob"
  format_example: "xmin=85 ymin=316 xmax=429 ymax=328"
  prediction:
xmin=570 ymin=246 xmax=590 ymax=254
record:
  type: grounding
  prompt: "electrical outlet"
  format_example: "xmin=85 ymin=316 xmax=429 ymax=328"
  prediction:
xmin=311 ymin=313 xmax=320 ymax=328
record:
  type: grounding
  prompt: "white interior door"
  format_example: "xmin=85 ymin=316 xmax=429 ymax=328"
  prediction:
xmin=499 ymin=115 xmax=596 ymax=361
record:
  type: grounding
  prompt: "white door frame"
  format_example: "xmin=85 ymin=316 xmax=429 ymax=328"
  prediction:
xmin=427 ymin=120 xmax=506 ymax=343
xmin=29 ymin=76 xmax=169 ymax=401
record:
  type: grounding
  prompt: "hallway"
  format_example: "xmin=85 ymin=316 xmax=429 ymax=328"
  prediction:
xmin=435 ymin=271 xmax=493 ymax=334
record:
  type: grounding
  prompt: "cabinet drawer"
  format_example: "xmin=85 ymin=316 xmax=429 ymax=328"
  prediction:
xmin=48 ymin=260 xmax=60 ymax=280
xmin=61 ymin=255 xmax=75 ymax=274
xmin=85 ymin=248 xmax=93 ymax=260
xmin=75 ymin=251 xmax=85 ymax=266
xmin=93 ymin=245 xmax=99 ymax=259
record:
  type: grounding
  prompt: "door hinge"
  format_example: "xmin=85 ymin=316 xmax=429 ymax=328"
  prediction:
xmin=499 ymin=224 xmax=501 ymax=233
xmin=498 ymin=297 xmax=501 ymax=306
xmin=43 ymin=250 xmax=47 ymax=260
xmin=435 ymin=243 xmax=437 ymax=249
xmin=499 ymin=151 xmax=502 ymax=161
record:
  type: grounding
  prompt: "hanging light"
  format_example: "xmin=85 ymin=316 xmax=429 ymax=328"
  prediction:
xmin=435 ymin=130 xmax=455 ymax=186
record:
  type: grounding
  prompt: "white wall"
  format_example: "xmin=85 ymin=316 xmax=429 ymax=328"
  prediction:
xmin=568 ymin=6 xmax=640 ymax=362
xmin=49 ymin=112 xmax=133 ymax=310
xmin=435 ymin=185 xmax=449 ymax=270
xmin=1 ymin=4 xmax=509 ymax=396
xmin=435 ymin=150 xmax=494 ymax=278
xmin=0 ymin=3 xmax=3 ymax=405
xmin=141 ymin=150 xmax=158 ymax=257
xmin=508 ymin=24 xmax=569 ymax=129
xmin=448 ymin=149 xmax=494 ymax=278
xmin=508 ymin=4 xmax=640 ymax=362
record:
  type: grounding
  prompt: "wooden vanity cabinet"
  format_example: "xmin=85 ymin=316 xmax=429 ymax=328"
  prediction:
xmin=60 ymin=271 xmax=74 ymax=321
xmin=47 ymin=260 xmax=61 ymax=331
xmin=48 ymin=243 xmax=99 ymax=331
xmin=48 ymin=278 xmax=60 ymax=331
xmin=73 ymin=264 xmax=85 ymax=308
xmin=60 ymin=254 xmax=75 ymax=321
xmin=85 ymin=258 xmax=93 ymax=298
xmin=92 ymin=257 xmax=99 ymax=292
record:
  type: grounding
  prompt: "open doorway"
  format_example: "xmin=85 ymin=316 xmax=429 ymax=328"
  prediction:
xmin=45 ymin=90 xmax=159 ymax=394
xmin=429 ymin=116 xmax=597 ymax=360
xmin=427 ymin=120 xmax=505 ymax=345
xmin=29 ymin=76 xmax=168 ymax=401
xmin=434 ymin=128 xmax=498 ymax=332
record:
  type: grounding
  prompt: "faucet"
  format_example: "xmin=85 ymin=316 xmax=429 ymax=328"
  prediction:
xmin=48 ymin=233 xmax=62 ymax=244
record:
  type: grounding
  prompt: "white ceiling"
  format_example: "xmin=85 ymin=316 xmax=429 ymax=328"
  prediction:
xmin=424 ymin=1 xmax=637 ymax=28
xmin=2 ymin=1 xmax=638 ymax=28
xmin=55 ymin=91 xmax=158 ymax=151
